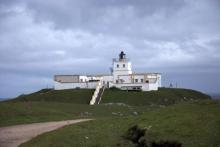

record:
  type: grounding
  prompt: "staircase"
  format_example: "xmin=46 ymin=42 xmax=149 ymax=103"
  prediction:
xmin=90 ymin=80 xmax=105 ymax=105
xmin=95 ymin=86 xmax=105 ymax=104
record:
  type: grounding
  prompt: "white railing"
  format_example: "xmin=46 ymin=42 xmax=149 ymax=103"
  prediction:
xmin=89 ymin=79 xmax=103 ymax=105
xmin=97 ymin=87 xmax=105 ymax=104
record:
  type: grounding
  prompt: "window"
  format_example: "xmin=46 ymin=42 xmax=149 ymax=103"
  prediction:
xmin=117 ymin=64 xmax=119 ymax=68
xmin=141 ymin=79 xmax=144 ymax=83
xmin=135 ymin=79 xmax=138 ymax=83
xmin=116 ymin=80 xmax=119 ymax=83
xmin=145 ymin=80 xmax=149 ymax=83
xmin=80 ymin=79 xmax=83 ymax=82
xmin=123 ymin=64 xmax=125 ymax=68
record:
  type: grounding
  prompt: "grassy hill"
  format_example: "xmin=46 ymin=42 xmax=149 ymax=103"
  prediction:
xmin=8 ymin=87 xmax=211 ymax=106
xmin=9 ymin=89 xmax=94 ymax=104
xmin=20 ymin=100 xmax=220 ymax=147
xmin=0 ymin=102 xmax=143 ymax=127
xmin=1 ymin=87 xmax=218 ymax=147
xmin=102 ymin=87 xmax=211 ymax=106
xmin=0 ymin=87 xmax=210 ymax=127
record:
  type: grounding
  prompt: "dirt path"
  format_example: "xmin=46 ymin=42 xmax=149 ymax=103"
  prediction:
xmin=0 ymin=119 xmax=92 ymax=147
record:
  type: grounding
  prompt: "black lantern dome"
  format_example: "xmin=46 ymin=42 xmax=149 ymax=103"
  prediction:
xmin=119 ymin=51 xmax=126 ymax=60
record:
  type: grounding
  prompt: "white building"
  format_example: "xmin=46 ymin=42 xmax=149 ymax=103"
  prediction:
xmin=54 ymin=51 xmax=161 ymax=91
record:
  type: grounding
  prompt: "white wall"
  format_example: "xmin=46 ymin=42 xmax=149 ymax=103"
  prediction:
xmin=118 ymin=75 xmax=131 ymax=83
xmin=157 ymin=74 xmax=162 ymax=87
xmin=149 ymin=83 xmax=159 ymax=91
xmin=79 ymin=76 xmax=88 ymax=82
xmin=113 ymin=83 xmax=159 ymax=91
xmin=54 ymin=73 xmax=161 ymax=91
xmin=87 ymin=82 xmax=98 ymax=88
xmin=102 ymin=75 xmax=113 ymax=88
xmin=113 ymin=83 xmax=149 ymax=91
xmin=87 ymin=76 xmax=102 ymax=81
xmin=103 ymin=75 xmax=113 ymax=82
xmin=113 ymin=70 xmax=132 ymax=83
xmin=133 ymin=75 xmax=144 ymax=83
xmin=54 ymin=81 xmax=98 ymax=90
xmin=142 ymin=84 xmax=150 ymax=91
xmin=113 ymin=61 xmax=132 ymax=72
xmin=113 ymin=60 xmax=132 ymax=83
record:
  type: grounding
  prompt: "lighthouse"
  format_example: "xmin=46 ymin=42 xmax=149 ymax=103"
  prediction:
xmin=54 ymin=51 xmax=161 ymax=91
xmin=112 ymin=51 xmax=132 ymax=84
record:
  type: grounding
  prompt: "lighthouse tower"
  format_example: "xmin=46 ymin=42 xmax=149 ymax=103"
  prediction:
xmin=112 ymin=51 xmax=132 ymax=83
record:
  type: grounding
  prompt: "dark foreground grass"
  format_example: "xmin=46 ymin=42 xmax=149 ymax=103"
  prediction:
xmin=21 ymin=100 xmax=220 ymax=147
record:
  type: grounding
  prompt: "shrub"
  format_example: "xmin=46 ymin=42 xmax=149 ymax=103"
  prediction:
xmin=124 ymin=125 xmax=147 ymax=144
xmin=138 ymin=137 xmax=148 ymax=147
xmin=123 ymin=125 xmax=182 ymax=147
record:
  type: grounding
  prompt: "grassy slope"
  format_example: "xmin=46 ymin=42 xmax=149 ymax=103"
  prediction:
xmin=102 ymin=88 xmax=211 ymax=106
xmin=21 ymin=100 xmax=220 ymax=147
xmin=0 ymin=88 xmax=217 ymax=147
xmin=9 ymin=89 xmax=94 ymax=104
xmin=0 ymin=89 xmax=94 ymax=126
xmin=0 ymin=88 xmax=211 ymax=127
xmin=0 ymin=102 xmax=145 ymax=127
xmin=9 ymin=88 xmax=211 ymax=106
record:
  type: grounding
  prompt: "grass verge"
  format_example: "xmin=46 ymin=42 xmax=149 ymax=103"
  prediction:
xmin=20 ymin=100 xmax=220 ymax=147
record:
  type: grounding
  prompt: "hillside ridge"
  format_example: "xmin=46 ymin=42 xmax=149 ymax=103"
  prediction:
xmin=9 ymin=88 xmax=211 ymax=106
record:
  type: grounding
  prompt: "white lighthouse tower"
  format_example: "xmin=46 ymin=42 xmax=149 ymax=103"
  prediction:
xmin=112 ymin=51 xmax=132 ymax=83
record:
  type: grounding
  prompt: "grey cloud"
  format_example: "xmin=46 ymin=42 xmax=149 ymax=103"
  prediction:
xmin=21 ymin=0 xmax=188 ymax=38
xmin=0 ymin=0 xmax=220 ymax=97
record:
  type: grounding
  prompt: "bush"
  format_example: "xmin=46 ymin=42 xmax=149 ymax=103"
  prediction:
xmin=138 ymin=137 xmax=148 ymax=147
xmin=123 ymin=125 xmax=182 ymax=147
xmin=124 ymin=125 xmax=147 ymax=145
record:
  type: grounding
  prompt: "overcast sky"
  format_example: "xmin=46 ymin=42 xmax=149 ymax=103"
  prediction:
xmin=0 ymin=0 xmax=220 ymax=98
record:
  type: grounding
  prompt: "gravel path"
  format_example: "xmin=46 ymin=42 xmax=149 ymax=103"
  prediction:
xmin=0 ymin=119 xmax=92 ymax=147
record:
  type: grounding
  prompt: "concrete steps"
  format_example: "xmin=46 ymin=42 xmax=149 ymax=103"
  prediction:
xmin=90 ymin=80 xmax=104 ymax=105
xmin=95 ymin=86 xmax=105 ymax=104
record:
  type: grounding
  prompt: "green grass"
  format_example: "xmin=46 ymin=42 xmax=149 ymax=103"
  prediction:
xmin=102 ymin=87 xmax=211 ymax=106
xmin=0 ymin=101 xmax=148 ymax=127
xmin=0 ymin=88 xmax=211 ymax=127
xmin=20 ymin=100 xmax=220 ymax=147
xmin=8 ymin=88 xmax=211 ymax=106
xmin=0 ymin=88 xmax=217 ymax=147
xmin=9 ymin=89 xmax=94 ymax=104
xmin=0 ymin=88 xmax=210 ymax=127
